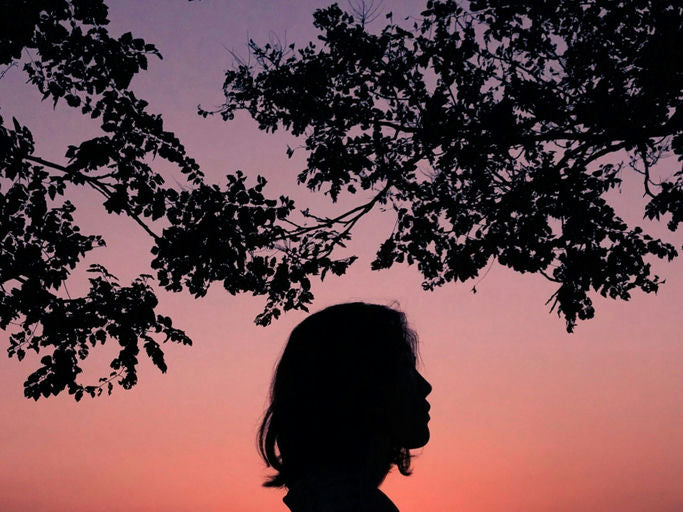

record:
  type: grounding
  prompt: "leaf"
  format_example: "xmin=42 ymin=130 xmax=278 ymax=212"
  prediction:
xmin=144 ymin=340 xmax=167 ymax=373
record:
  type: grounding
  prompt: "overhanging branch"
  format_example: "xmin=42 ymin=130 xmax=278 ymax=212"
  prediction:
xmin=23 ymin=155 xmax=160 ymax=240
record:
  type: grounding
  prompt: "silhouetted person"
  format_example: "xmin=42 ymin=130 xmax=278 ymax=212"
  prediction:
xmin=258 ymin=302 xmax=432 ymax=512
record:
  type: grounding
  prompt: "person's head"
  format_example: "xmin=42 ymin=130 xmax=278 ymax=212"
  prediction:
xmin=258 ymin=302 xmax=432 ymax=488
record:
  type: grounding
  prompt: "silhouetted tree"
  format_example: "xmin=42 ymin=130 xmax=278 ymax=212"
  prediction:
xmin=1 ymin=0 xmax=680 ymax=399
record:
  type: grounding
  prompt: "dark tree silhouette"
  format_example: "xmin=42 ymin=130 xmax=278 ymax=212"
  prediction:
xmin=1 ymin=0 xmax=681 ymax=399
xmin=214 ymin=0 xmax=682 ymax=331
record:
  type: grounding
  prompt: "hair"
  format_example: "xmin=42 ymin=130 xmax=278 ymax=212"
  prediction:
xmin=258 ymin=302 xmax=420 ymax=488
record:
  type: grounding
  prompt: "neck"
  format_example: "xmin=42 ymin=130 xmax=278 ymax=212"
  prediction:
xmin=283 ymin=476 xmax=399 ymax=512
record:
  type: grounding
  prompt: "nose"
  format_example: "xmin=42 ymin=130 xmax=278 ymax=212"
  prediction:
xmin=418 ymin=372 xmax=432 ymax=397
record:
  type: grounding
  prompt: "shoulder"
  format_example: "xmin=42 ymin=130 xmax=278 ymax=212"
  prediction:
xmin=360 ymin=488 xmax=400 ymax=512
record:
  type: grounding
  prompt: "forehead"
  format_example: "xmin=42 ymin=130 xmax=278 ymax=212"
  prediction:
xmin=397 ymin=343 xmax=417 ymax=366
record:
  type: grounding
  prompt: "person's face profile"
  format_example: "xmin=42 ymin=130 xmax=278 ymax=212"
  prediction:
xmin=393 ymin=351 xmax=432 ymax=449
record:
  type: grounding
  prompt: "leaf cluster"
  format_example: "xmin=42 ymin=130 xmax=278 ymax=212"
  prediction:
xmin=1 ymin=0 xmax=365 ymax=398
xmin=218 ymin=0 xmax=682 ymax=331
xmin=1 ymin=0 xmax=199 ymax=397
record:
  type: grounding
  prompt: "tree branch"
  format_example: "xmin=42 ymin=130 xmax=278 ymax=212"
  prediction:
xmin=23 ymin=155 xmax=160 ymax=240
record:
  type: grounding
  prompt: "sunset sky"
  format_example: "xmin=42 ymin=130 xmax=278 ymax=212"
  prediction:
xmin=1 ymin=1 xmax=682 ymax=511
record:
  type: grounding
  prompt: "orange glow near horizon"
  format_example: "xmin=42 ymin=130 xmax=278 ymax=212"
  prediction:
xmin=1 ymin=2 xmax=682 ymax=511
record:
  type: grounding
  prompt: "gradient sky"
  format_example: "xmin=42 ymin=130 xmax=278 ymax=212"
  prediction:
xmin=1 ymin=1 xmax=682 ymax=511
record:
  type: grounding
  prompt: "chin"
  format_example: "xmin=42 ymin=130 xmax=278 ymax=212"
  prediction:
xmin=406 ymin=426 xmax=430 ymax=449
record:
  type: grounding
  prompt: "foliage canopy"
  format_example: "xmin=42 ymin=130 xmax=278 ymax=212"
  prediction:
xmin=1 ymin=0 xmax=681 ymax=399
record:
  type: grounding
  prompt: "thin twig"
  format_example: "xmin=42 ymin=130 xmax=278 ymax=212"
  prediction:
xmin=24 ymin=155 xmax=160 ymax=240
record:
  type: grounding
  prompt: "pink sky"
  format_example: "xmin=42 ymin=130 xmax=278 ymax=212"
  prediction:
xmin=1 ymin=2 xmax=682 ymax=511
